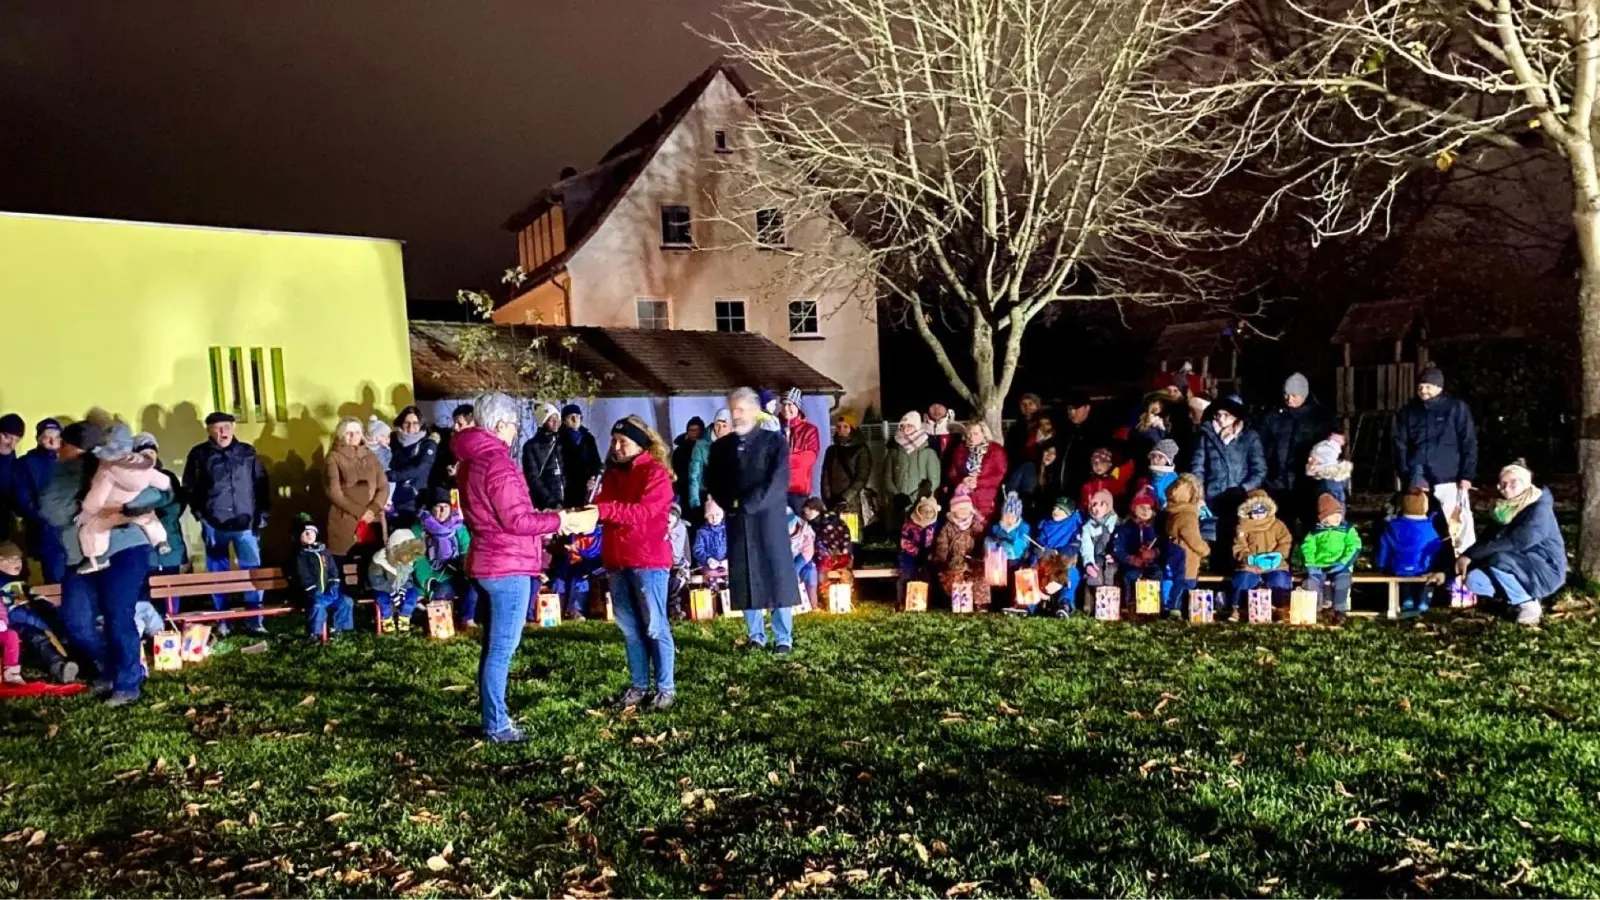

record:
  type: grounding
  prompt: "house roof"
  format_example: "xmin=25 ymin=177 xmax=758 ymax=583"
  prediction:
xmin=410 ymin=321 xmax=842 ymax=400
xmin=1150 ymin=318 xmax=1238 ymax=361
xmin=1329 ymin=300 xmax=1422 ymax=345
xmin=499 ymin=60 xmax=754 ymax=289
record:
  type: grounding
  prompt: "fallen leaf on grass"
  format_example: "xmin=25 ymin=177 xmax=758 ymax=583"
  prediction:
xmin=299 ymin=695 xmax=316 ymax=707
xmin=45 ymin=725 xmax=58 ymax=740
xmin=1347 ymin=816 xmax=1373 ymax=832
xmin=845 ymin=869 xmax=870 ymax=883
xmin=26 ymin=829 xmax=46 ymax=847
xmin=426 ymin=855 xmax=452 ymax=872
xmin=1380 ymin=857 xmax=1415 ymax=873
xmin=324 ymin=812 xmax=351 ymax=823
xmin=946 ymin=881 xmax=983 ymax=897
xmin=1138 ymin=759 xmax=1162 ymax=778
xmin=931 ymin=839 xmax=949 ymax=857
xmin=914 ymin=841 xmax=931 ymax=863
xmin=803 ymin=870 xmax=835 ymax=886
xmin=441 ymin=684 xmax=467 ymax=693
xmin=1188 ymin=851 xmax=1211 ymax=863
xmin=1029 ymin=876 xmax=1048 ymax=897
xmin=998 ymin=701 xmax=1021 ymax=716
xmin=1334 ymin=781 xmax=1355 ymax=799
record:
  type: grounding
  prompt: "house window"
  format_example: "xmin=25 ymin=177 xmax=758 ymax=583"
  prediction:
xmin=209 ymin=345 xmax=288 ymax=422
xmin=756 ymin=208 xmax=786 ymax=248
xmin=714 ymin=299 xmax=747 ymax=333
xmin=714 ymin=129 xmax=730 ymax=153
xmin=660 ymin=205 xmax=693 ymax=247
xmin=636 ymin=298 xmax=671 ymax=330
xmin=788 ymin=299 xmax=820 ymax=338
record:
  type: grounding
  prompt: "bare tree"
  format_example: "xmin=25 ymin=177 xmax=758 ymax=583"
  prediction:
xmin=1158 ymin=0 xmax=1600 ymax=581
xmin=705 ymin=0 xmax=1243 ymax=432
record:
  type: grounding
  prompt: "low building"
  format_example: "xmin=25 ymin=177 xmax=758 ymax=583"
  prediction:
xmin=494 ymin=61 xmax=882 ymax=414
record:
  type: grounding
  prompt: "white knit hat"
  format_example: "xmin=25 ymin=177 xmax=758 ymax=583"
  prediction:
xmin=900 ymin=410 xmax=923 ymax=428
xmin=537 ymin=403 xmax=561 ymax=426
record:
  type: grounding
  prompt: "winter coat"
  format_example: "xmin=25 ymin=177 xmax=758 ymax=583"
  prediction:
xmin=1079 ymin=512 xmax=1119 ymax=567
xmin=149 ymin=466 xmax=187 ymax=570
xmin=812 ymin=512 xmax=853 ymax=563
xmin=882 ymin=437 xmax=942 ymax=499
xmin=783 ymin=415 xmax=821 ymax=495
xmin=594 ymin=451 xmax=675 ymax=570
xmin=183 ymin=439 xmax=270 ymax=533
xmin=945 ymin=441 xmax=1008 ymax=522
xmin=1142 ymin=470 xmax=1178 ymax=510
xmin=1034 ymin=513 xmax=1083 ymax=561
xmin=1300 ymin=523 xmax=1361 ymax=570
xmin=387 ymin=435 xmax=439 ymax=518
xmin=898 ymin=520 xmax=937 ymax=572
xmin=1376 ymin=516 xmax=1444 ymax=577
xmin=931 ymin=517 xmax=990 ymax=607
xmin=1051 ymin=418 xmax=1106 ymax=502
xmin=687 ymin=434 xmax=715 ymax=513
xmin=42 ymin=456 xmax=170 ymax=568
xmin=671 ymin=434 xmax=697 ymax=507
xmin=1113 ymin=519 xmax=1162 ymax=571
xmin=1232 ymin=495 xmax=1293 ymax=572
xmin=1164 ymin=474 xmax=1210 ymax=581
xmin=16 ymin=446 xmax=54 ymax=527
xmin=706 ymin=429 xmax=802 ymax=611
xmin=296 ymin=543 xmax=339 ymax=595
xmin=420 ymin=508 xmax=469 ymax=564
xmin=1188 ymin=423 xmax=1266 ymax=503
xmin=454 ymin=427 xmax=562 ymax=579
xmin=821 ymin=431 xmax=871 ymax=508
xmin=1394 ymin=394 xmax=1479 ymax=488
xmin=1463 ymin=488 xmax=1566 ymax=600
xmin=1258 ymin=400 xmax=1335 ymax=493
xmin=988 ymin=520 xmax=1031 ymax=562
xmin=521 ymin=428 xmax=566 ymax=510
xmin=558 ymin=425 xmax=604 ymax=507
xmin=324 ymin=443 xmax=389 ymax=557
xmin=693 ymin=521 xmax=728 ymax=568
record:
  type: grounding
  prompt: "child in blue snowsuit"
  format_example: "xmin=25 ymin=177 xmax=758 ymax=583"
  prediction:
xmin=1376 ymin=488 xmax=1446 ymax=615
xmin=295 ymin=516 xmax=353 ymax=639
xmin=551 ymin=524 xmax=605 ymax=619
xmin=693 ymin=498 xmax=729 ymax=588
xmin=1113 ymin=489 xmax=1166 ymax=606
xmin=1032 ymin=496 xmax=1082 ymax=609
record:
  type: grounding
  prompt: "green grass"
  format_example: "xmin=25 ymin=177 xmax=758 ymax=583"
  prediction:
xmin=3 ymin=599 xmax=1599 ymax=898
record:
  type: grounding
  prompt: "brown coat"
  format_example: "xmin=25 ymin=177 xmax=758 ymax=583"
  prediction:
xmin=931 ymin=516 xmax=991 ymax=608
xmin=1164 ymin=473 xmax=1210 ymax=581
xmin=1233 ymin=489 xmax=1292 ymax=572
xmin=325 ymin=443 xmax=389 ymax=556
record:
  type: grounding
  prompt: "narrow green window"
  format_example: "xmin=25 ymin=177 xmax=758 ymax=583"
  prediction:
xmin=228 ymin=348 xmax=246 ymax=421
xmin=270 ymin=347 xmax=288 ymax=420
xmin=249 ymin=348 xmax=267 ymax=421
xmin=207 ymin=347 xmax=227 ymax=413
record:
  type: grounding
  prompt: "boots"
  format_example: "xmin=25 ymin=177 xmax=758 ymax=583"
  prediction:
xmin=2 ymin=666 xmax=24 ymax=685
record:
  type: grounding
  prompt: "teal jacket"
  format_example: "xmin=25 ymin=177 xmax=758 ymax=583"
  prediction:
xmin=687 ymin=434 xmax=714 ymax=513
xmin=988 ymin=520 xmax=1031 ymax=562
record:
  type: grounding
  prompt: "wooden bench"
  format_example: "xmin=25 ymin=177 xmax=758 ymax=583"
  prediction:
xmin=160 ymin=569 xmax=296 ymax=629
xmin=1194 ymin=573 xmax=1439 ymax=619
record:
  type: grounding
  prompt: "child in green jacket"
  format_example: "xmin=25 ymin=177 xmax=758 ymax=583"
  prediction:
xmin=1299 ymin=493 xmax=1362 ymax=624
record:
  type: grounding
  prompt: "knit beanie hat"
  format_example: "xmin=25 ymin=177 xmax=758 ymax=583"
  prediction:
xmin=1418 ymin=365 xmax=1444 ymax=388
xmin=1310 ymin=438 xmax=1342 ymax=468
xmin=1088 ymin=489 xmax=1115 ymax=514
xmin=537 ymin=403 xmax=561 ymax=426
xmin=1091 ymin=447 xmax=1114 ymax=467
xmin=949 ymin=492 xmax=974 ymax=517
xmin=1130 ymin=488 xmax=1158 ymax=516
xmin=1284 ymin=372 xmax=1310 ymax=398
xmin=0 ymin=414 xmax=24 ymax=438
xmin=758 ymin=389 xmax=779 ymax=412
xmin=834 ymin=411 xmax=857 ymax=429
xmin=1400 ymin=488 xmax=1430 ymax=518
xmin=35 ymin=418 xmax=61 ymax=437
xmin=712 ymin=408 xmax=732 ymax=426
xmin=60 ymin=421 xmax=103 ymax=451
xmin=132 ymin=432 xmax=159 ymax=453
xmin=1002 ymin=491 xmax=1023 ymax=521
xmin=561 ymin=403 xmax=583 ymax=419
xmin=1150 ymin=439 xmax=1179 ymax=466
xmin=296 ymin=512 xmax=320 ymax=540
xmin=367 ymin=416 xmax=392 ymax=441
xmin=910 ymin=496 xmax=940 ymax=527
xmin=900 ymin=410 xmax=923 ymax=429
xmin=1054 ymin=496 xmax=1077 ymax=516
xmin=1317 ymin=493 xmax=1344 ymax=522
xmin=783 ymin=387 xmax=803 ymax=407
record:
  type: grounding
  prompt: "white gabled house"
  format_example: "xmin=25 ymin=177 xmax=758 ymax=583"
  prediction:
xmin=496 ymin=61 xmax=882 ymax=413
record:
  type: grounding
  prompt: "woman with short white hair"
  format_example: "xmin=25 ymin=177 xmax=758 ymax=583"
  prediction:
xmin=325 ymin=416 xmax=388 ymax=561
xmin=1456 ymin=459 xmax=1566 ymax=625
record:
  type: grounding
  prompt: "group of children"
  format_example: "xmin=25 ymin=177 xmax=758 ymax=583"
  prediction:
xmin=898 ymin=434 xmax=1449 ymax=623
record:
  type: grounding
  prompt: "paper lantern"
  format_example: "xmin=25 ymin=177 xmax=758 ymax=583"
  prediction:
xmin=1246 ymin=588 xmax=1273 ymax=624
xmin=985 ymin=542 xmax=1008 ymax=586
xmin=828 ymin=581 xmax=854 ymax=614
xmin=720 ymin=589 xmax=739 ymax=617
xmin=426 ymin=600 xmax=456 ymax=639
xmin=1134 ymin=580 xmax=1162 ymax=616
xmin=795 ymin=578 xmax=813 ymax=615
xmin=689 ymin=587 xmax=717 ymax=621
xmin=1094 ymin=585 xmax=1122 ymax=621
xmin=1187 ymin=589 xmax=1214 ymax=624
xmin=904 ymin=581 xmax=928 ymax=612
xmin=1014 ymin=568 xmax=1042 ymax=607
xmin=536 ymin=592 xmax=562 ymax=628
xmin=180 ymin=624 xmax=212 ymax=663
xmin=841 ymin=511 xmax=861 ymax=543
xmin=1288 ymin=589 xmax=1319 ymax=625
xmin=950 ymin=580 xmax=975 ymax=614
xmin=153 ymin=631 xmax=182 ymax=672
xmin=586 ymin=586 xmax=614 ymax=621
xmin=1449 ymin=577 xmax=1477 ymax=608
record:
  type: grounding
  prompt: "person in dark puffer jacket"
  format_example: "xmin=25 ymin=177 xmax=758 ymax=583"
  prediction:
xmin=1188 ymin=396 xmax=1265 ymax=571
xmin=1394 ymin=365 xmax=1479 ymax=552
xmin=182 ymin=412 xmax=271 ymax=634
xmin=521 ymin=403 xmax=567 ymax=510
xmin=1257 ymin=373 xmax=1335 ymax=533
xmin=387 ymin=405 xmax=439 ymax=526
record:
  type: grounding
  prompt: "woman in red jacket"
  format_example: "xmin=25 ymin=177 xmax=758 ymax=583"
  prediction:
xmin=455 ymin=392 xmax=566 ymax=744
xmin=944 ymin=421 xmax=1008 ymax=524
xmin=594 ymin=415 xmax=678 ymax=711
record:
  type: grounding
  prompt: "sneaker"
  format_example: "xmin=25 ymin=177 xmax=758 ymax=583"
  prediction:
xmin=379 ymin=616 xmax=397 ymax=635
xmin=774 ymin=644 xmax=793 ymax=656
xmin=1001 ymin=607 xmax=1029 ymax=618
xmin=213 ymin=622 xmax=233 ymax=638
xmin=2 ymin=666 xmax=23 ymax=685
xmin=1513 ymin=601 xmax=1542 ymax=625
xmin=617 ymin=687 xmax=649 ymax=709
xmin=1053 ymin=607 xmax=1072 ymax=619
xmin=460 ymin=619 xmax=478 ymax=630
xmin=90 ymin=679 xmax=113 ymax=699
xmin=104 ymin=691 xmax=141 ymax=708
xmin=650 ymin=691 xmax=676 ymax=712
xmin=486 ymin=726 xmax=527 ymax=744
xmin=395 ymin=616 xmax=412 ymax=633
xmin=51 ymin=661 xmax=80 ymax=684
xmin=1330 ymin=611 xmax=1349 ymax=627
xmin=244 ymin=623 xmax=269 ymax=637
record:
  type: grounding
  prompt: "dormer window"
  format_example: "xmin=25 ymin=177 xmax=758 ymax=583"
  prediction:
xmin=714 ymin=129 xmax=730 ymax=153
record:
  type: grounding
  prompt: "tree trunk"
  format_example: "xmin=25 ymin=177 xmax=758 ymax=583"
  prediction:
xmin=1570 ymin=145 xmax=1600 ymax=586
xmin=970 ymin=321 xmax=1006 ymax=438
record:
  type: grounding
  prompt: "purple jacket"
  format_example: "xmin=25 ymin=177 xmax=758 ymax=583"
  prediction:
xmin=454 ymin=428 xmax=561 ymax=579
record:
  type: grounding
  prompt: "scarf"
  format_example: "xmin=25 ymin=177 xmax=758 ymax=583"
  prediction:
xmin=396 ymin=429 xmax=427 ymax=449
xmin=964 ymin=440 xmax=988 ymax=476
xmin=947 ymin=509 xmax=974 ymax=531
xmin=895 ymin=428 xmax=930 ymax=454
xmin=1149 ymin=464 xmax=1174 ymax=476
xmin=927 ymin=417 xmax=950 ymax=437
xmin=1212 ymin=420 xmax=1240 ymax=445
xmin=1493 ymin=486 xmax=1540 ymax=525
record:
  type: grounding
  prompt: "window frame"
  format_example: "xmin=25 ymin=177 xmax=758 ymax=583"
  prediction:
xmin=756 ymin=208 xmax=788 ymax=249
xmin=787 ymin=298 xmax=821 ymax=339
xmin=660 ymin=204 xmax=694 ymax=249
xmin=713 ymin=298 xmax=748 ymax=333
xmin=636 ymin=297 xmax=671 ymax=330
xmin=713 ymin=129 xmax=731 ymax=153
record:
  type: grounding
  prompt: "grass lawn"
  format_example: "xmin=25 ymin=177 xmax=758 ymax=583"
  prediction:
xmin=2 ymin=599 xmax=1598 ymax=898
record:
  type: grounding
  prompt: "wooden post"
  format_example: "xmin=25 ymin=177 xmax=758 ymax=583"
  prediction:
xmin=1387 ymin=581 xmax=1400 ymax=620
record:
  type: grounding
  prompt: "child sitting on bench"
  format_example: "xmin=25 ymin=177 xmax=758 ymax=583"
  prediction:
xmin=295 ymin=515 xmax=353 ymax=639
xmin=0 ymin=542 xmax=78 ymax=684
xmin=369 ymin=527 xmax=425 ymax=633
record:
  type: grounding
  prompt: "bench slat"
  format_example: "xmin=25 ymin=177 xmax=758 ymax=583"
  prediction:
xmin=168 ymin=607 xmax=298 ymax=625
xmin=154 ymin=578 xmax=290 ymax=598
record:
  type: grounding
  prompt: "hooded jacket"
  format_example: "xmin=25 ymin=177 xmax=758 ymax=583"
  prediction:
xmin=1300 ymin=522 xmax=1362 ymax=570
xmin=1164 ymin=474 xmax=1210 ymax=581
xmin=455 ymin=427 xmax=562 ymax=579
xmin=988 ymin=518 xmax=1031 ymax=562
xmin=594 ymin=450 xmax=675 ymax=570
xmin=821 ymin=429 xmax=871 ymax=507
xmin=1376 ymin=514 xmax=1444 ymax=577
xmin=1232 ymin=490 xmax=1293 ymax=572
xmin=1034 ymin=512 xmax=1082 ymax=560
xmin=783 ymin=414 xmax=821 ymax=495
xmin=693 ymin=520 xmax=728 ymax=568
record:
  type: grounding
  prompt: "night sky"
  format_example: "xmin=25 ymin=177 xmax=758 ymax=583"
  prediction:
xmin=0 ymin=0 xmax=725 ymax=300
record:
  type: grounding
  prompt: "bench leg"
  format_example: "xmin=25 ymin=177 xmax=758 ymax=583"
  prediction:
xmin=1386 ymin=582 xmax=1400 ymax=620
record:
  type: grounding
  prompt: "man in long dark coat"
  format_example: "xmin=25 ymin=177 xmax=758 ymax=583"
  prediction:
xmin=706 ymin=387 xmax=802 ymax=653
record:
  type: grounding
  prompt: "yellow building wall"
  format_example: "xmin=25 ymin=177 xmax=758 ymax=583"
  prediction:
xmin=0 ymin=212 xmax=413 ymax=559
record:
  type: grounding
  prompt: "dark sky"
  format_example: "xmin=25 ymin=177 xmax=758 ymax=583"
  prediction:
xmin=0 ymin=0 xmax=725 ymax=300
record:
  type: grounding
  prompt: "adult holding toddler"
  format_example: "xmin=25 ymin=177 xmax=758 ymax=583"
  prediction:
xmin=1456 ymin=460 xmax=1566 ymax=625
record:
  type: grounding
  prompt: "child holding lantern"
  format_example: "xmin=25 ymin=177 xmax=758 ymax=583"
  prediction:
xmin=932 ymin=491 xmax=989 ymax=611
xmin=896 ymin=496 xmax=940 ymax=609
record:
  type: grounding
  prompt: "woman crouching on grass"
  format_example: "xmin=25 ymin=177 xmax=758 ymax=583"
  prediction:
xmin=1456 ymin=459 xmax=1566 ymax=625
xmin=594 ymin=416 xmax=678 ymax=711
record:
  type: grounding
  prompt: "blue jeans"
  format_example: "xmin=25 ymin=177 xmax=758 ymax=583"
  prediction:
xmin=477 ymin=575 xmax=533 ymax=735
xmin=30 ymin=524 xmax=66 ymax=584
xmin=1466 ymin=566 xmax=1533 ymax=605
xmin=1400 ymin=581 xmax=1432 ymax=612
xmin=796 ymin=559 xmax=818 ymax=607
xmin=57 ymin=546 xmax=149 ymax=695
xmin=744 ymin=607 xmax=795 ymax=647
xmin=610 ymin=569 xmax=675 ymax=694
xmin=306 ymin=588 xmax=354 ymax=636
xmin=1231 ymin=569 xmax=1293 ymax=609
xmin=375 ymin=586 xmax=421 ymax=620
xmin=1305 ymin=567 xmax=1352 ymax=613
xmin=430 ymin=577 xmax=481 ymax=623
xmin=202 ymin=524 xmax=263 ymax=627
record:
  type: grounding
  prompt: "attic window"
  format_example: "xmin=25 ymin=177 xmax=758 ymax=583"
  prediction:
xmin=714 ymin=129 xmax=730 ymax=153
xmin=660 ymin=205 xmax=693 ymax=248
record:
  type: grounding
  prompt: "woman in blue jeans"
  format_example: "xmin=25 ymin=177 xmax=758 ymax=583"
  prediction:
xmin=594 ymin=416 xmax=678 ymax=711
xmin=453 ymin=393 xmax=567 ymax=742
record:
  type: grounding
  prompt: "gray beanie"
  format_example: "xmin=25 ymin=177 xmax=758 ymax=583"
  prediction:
xmin=1284 ymin=372 xmax=1310 ymax=398
xmin=94 ymin=423 xmax=134 ymax=459
xmin=1418 ymin=365 xmax=1444 ymax=388
xmin=1151 ymin=439 xmax=1180 ymax=464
